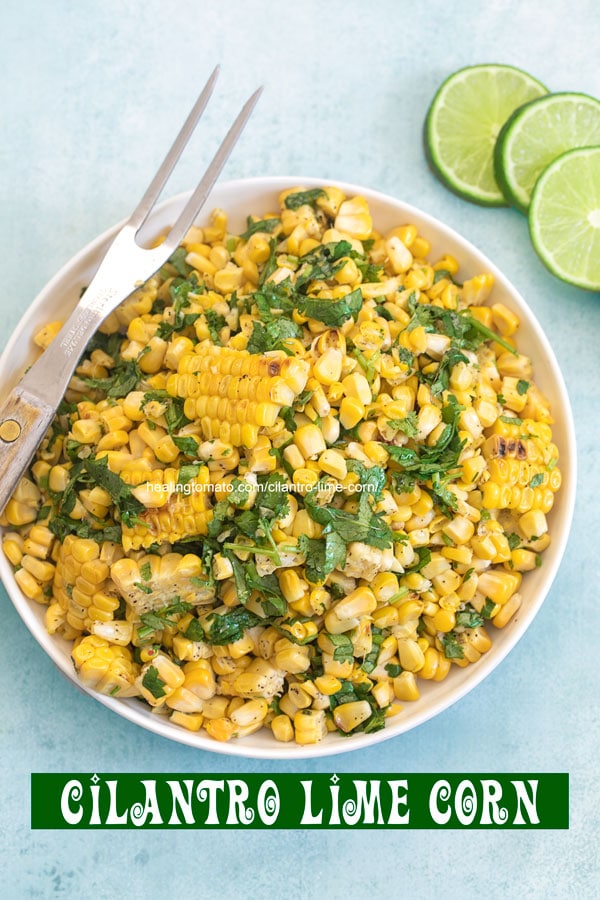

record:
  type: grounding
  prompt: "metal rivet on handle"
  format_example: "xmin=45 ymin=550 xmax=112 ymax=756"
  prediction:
xmin=0 ymin=419 xmax=21 ymax=442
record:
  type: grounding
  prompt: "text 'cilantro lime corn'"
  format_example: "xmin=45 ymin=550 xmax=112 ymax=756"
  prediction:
xmin=2 ymin=186 xmax=563 ymax=746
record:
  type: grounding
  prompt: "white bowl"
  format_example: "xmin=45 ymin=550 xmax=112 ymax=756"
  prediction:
xmin=0 ymin=176 xmax=576 ymax=758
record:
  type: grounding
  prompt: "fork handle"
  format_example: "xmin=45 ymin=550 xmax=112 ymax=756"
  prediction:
xmin=0 ymin=386 xmax=56 ymax=513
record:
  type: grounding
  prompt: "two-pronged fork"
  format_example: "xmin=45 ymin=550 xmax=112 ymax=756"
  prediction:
xmin=0 ymin=66 xmax=261 ymax=513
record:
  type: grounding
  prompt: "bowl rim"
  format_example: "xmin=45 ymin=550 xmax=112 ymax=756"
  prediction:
xmin=0 ymin=175 xmax=577 ymax=758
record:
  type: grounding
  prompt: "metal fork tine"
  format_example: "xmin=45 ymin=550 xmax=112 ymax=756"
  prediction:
xmin=128 ymin=65 xmax=221 ymax=232
xmin=162 ymin=86 xmax=263 ymax=251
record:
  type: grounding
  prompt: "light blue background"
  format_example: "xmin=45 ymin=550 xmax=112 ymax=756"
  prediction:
xmin=1 ymin=1 xmax=598 ymax=897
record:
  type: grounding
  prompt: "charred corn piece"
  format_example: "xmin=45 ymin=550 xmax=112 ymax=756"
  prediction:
xmin=110 ymin=552 xmax=214 ymax=614
xmin=120 ymin=466 xmax=213 ymax=550
xmin=167 ymin=347 xmax=309 ymax=448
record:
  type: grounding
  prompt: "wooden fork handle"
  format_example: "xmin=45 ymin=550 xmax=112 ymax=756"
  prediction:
xmin=0 ymin=387 xmax=56 ymax=514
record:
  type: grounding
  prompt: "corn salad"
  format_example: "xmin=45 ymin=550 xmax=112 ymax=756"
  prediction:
xmin=2 ymin=185 xmax=562 ymax=745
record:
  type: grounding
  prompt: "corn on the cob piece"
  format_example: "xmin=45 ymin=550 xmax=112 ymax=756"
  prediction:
xmin=52 ymin=536 xmax=124 ymax=634
xmin=110 ymin=552 xmax=214 ymax=614
xmin=481 ymin=417 xmax=560 ymax=514
xmin=167 ymin=346 xmax=309 ymax=448
xmin=119 ymin=466 xmax=213 ymax=551
xmin=71 ymin=634 xmax=140 ymax=697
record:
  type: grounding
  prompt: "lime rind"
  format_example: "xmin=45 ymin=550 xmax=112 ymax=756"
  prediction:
xmin=425 ymin=64 xmax=548 ymax=206
xmin=529 ymin=145 xmax=600 ymax=291
xmin=495 ymin=92 xmax=600 ymax=212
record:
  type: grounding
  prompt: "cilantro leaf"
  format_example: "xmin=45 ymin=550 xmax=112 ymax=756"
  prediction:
xmin=184 ymin=618 xmax=205 ymax=642
xmin=329 ymin=680 xmax=386 ymax=735
xmin=142 ymin=666 xmax=167 ymax=699
xmin=386 ymin=412 xmax=418 ymax=439
xmin=177 ymin=464 xmax=203 ymax=486
xmin=284 ymin=188 xmax=326 ymax=210
xmin=304 ymin=479 xmax=392 ymax=550
xmin=138 ymin=600 xmax=193 ymax=641
xmin=440 ymin=632 xmax=464 ymax=659
xmin=423 ymin=347 xmax=469 ymax=397
xmin=298 ymin=532 xmax=347 ymax=583
xmin=480 ymin=598 xmax=496 ymax=618
xmin=203 ymin=607 xmax=263 ymax=645
xmin=326 ymin=633 xmax=354 ymax=664
xmin=517 ymin=379 xmax=530 ymax=395
xmin=168 ymin=247 xmax=193 ymax=277
xmin=240 ymin=216 xmax=281 ymax=241
xmin=246 ymin=300 xmax=303 ymax=355
xmin=297 ymin=288 xmax=362 ymax=327
xmin=506 ymin=532 xmax=521 ymax=550
xmin=294 ymin=241 xmax=353 ymax=290
xmin=225 ymin=551 xmax=252 ymax=606
xmin=81 ymin=457 xmax=145 ymax=527
xmin=81 ymin=359 xmax=141 ymax=399
xmin=48 ymin=516 xmax=122 ymax=544
xmin=256 ymin=473 xmax=290 ymax=520
xmin=172 ymin=436 xmax=199 ymax=457
xmin=455 ymin=607 xmax=483 ymax=628
xmin=205 ymin=310 xmax=227 ymax=344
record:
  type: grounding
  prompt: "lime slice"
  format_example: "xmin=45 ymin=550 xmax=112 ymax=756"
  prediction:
xmin=424 ymin=64 xmax=547 ymax=206
xmin=529 ymin=146 xmax=600 ymax=290
xmin=495 ymin=93 xmax=600 ymax=212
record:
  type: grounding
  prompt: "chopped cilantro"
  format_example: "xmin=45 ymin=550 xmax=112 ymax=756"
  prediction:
xmin=352 ymin=348 xmax=380 ymax=384
xmin=294 ymin=240 xmax=353 ymax=290
xmin=240 ymin=216 xmax=281 ymax=241
xmin=81 ymin=359 xmax=141 ymax=399
xmin=284 ymin=188 xmax=325 ymax=210
xmin=481 ymin=598 xmax=496 ymax=618
xmin=506 ymin=532 xmax=521 ymax=550
xmin=329 ymin=680 xmax=386 ymax=735
xmin=387 ymin=411 xmax=418 ymax=438
xmin=172 ymin=436 xmax=199 ymax=457
xmin=177 ymin=464 xmax=203 ymax=486
xmin=455 ymin=606 xmax=483 ymax=628
xmin=138 ymin=599 xmax=192 ymax=640
xmin=500 ymin=415 xmax=523 ymax=425
xmin=423 ymin=347 xmax=469 ymax=397
xmin=203 ymin=607 xmax=262 ymax=645
xmin=361 ymin=631 xmax=384 ymax=674
xmin=440 ymin=632 xmax=464 ymax=659
xmin=325 ymin=633 xmax=354 ymax=664
xmin=168 ymin=247 xmax=193 ymax=277
xmin=529 ymin=473 xmax=544 ymax=488
xmin=297 ymin=287 xmax=363 ymax=327
xmin=304 ymin=468 xmax=392 ymax=551
xmin=246 ymin=290 xmax=303 ymax=354
xmin=134 ymin=582 xmax=153 ymax=595
xmin=517 ymin=380 xmax=530 ymax=395
xmin=298 ymin=532 xmax=347 ymax=583
xmin=141 ymin=666 xmax=167 ymax=699
xmin=183 ymin=618 xmax=205 ymax=642
xmin=81 ymin=457 xmax=145 ymax=527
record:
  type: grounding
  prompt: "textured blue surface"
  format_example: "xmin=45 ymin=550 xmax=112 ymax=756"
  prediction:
xmin=0 ymin=1 xmax=598 ymax=897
